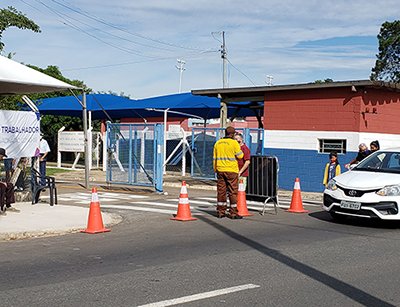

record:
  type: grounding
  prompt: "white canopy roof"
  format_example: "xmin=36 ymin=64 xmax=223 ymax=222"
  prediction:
xmin=0 ymin=55 xmax=78 ymax=94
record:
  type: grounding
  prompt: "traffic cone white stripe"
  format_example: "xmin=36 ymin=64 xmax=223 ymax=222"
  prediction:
xmin=293 ymin=181 xmax=301 ymax=190
xmin=181 ymin=185 xmax=188 ymax=194
xmin=239 ymin=183 xmax=245 ymax=192
xmin=91 ymin=190 xmax=99 ymax=202
xmin=179 ymin=197 xmax=189 ymax=204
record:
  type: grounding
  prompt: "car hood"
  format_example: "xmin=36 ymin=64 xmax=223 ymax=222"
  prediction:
xmin=335 ymin=170 xmax=400 ymax=189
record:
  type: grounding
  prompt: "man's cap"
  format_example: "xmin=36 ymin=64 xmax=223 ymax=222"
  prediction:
xmin=0 ymin=148 xmax=7 ymax=157
xmin=225 ymin=126 xmax=236 ymax=136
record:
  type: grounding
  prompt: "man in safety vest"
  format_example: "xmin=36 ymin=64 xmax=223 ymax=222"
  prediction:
xmin=213 ymin=126 xmax=244 ymax=219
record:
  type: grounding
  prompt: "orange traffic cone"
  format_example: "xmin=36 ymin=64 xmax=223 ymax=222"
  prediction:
xmin=237 ymin=179 xmax=252 ymax=217
xmin=287 ymin=178 xmax=308 ymax=213
xmin=81 ymin=187 xmax=111 ymax=234
xmin=171 ymin=181 xmax=197 ymax=221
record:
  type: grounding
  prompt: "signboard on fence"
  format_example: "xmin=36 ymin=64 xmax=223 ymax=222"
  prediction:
xmin=58 ymin=131 xmax=84 ymax=152
xmin=0 ymin=110 xmax=40 ymax=158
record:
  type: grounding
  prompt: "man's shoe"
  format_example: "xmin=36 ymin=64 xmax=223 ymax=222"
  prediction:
xmin=227 ymin=207 xmax=243 ymax=219
xmin=0 ymin=210 xmax=7 ymax=216
xmin=216 ymin=205 xmax=227 ymax=218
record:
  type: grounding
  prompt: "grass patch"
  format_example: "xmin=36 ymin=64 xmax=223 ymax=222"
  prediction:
xmin=46 ymin=168 xmax=74 ymax=176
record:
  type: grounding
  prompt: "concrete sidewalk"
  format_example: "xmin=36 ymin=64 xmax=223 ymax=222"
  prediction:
xmin=0 ymin=202 xmax=121 ymax=241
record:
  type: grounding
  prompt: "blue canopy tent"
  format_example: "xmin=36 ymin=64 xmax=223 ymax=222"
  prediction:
xmin=36 ymin=92 xmax=262 ymax=121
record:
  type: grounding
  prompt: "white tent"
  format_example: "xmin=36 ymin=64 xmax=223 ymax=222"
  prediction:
xmin=0 ymin=55 xmax=91 ymax=188
xmin=0 ymin=55 xmax=77 ymax=94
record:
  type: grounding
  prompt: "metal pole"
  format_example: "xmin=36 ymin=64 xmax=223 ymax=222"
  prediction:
xmin=82 ymin=91 xmax=90 ymax=189
xmin=220 ymin=31 xmax=228 ymax=128
xmin=163 ymin=108 xmax=169 ymax=174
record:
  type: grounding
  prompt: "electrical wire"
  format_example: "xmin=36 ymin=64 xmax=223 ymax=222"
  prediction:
xmin=226 ymin=58 xmax=257 ymax=86
xmin=51 ymin=0 xmax=216 ymax=53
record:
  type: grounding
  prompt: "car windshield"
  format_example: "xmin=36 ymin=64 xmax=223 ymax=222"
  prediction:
xmin=355 ymin=151 xmax=400 ymax=174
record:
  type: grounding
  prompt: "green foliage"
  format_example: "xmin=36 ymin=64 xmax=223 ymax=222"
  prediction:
xmin=0 ymin=6 xmax=41 ymax=51
xmin=313 ymin=78 xmax=334 ymax=84
xmin=371 ymin=20 xmax=400 ymax=82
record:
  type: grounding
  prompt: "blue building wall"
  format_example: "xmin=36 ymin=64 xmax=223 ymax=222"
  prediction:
xmin=264 ymin=148 xmax=357 ymax=192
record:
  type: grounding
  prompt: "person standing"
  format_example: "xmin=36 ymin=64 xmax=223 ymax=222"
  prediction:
xmin=39 ymin=133 xmax=51 ymax=186
xmin=370 ymin=140 xmax=380 ymax=153
xmin=234 ymin=133 xmax=251 ymax=190
xmin=0 ymin=148 xmax=17 ymax=215
xmin=213 ymin=126 xmax=244 ymax=219
xmin=323 ymin=151 xmax=341 ymax=187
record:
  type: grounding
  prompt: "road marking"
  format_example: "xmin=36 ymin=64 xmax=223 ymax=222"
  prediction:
xmin=101 ymin=204 xmax=178 ymax=215
xmin=101 ymin=203 xmax=206 ymax=215
xmin=138 ymin=284 xmax=260 ymax=307
xmin=166 ymin=199 xmax=215 ymax=205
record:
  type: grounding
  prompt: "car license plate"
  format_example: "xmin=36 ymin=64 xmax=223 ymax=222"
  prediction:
xmin=340 ymin=201 xmax=361 ymax=210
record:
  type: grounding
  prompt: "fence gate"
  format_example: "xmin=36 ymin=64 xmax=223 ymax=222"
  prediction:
xmin=191 ymin=127 xmax=265 ymax=179
xmin=106 ymin=123 xmax=164 ymax=192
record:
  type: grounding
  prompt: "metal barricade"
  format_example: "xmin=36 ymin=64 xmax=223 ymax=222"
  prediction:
xmin=247 ymin=155 xmax=279 ymax=215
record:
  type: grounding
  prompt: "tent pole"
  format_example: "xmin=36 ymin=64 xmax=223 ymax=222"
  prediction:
xmin=82 ymin=91 xmax=90 ymax=189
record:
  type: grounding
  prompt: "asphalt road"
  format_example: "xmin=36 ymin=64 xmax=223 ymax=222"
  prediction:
xmin=1 ymin=187 xmax=400 ymax=307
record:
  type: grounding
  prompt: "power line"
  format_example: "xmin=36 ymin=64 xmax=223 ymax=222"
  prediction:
xmin=51 ymin=0 xmax=216 ymax=53
xmin=62 ymin=50 xmax=218 ymax=71
xmin=226 ymin=58 xmax=257 ymax=86
xmin=34 ymin=0 xmax=158 ymax=58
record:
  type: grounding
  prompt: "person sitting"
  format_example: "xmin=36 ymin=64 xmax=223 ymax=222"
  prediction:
xmin=345 ymin=143 xmax=370 ymax=169
xmin=0 ymin=148 xmax=19 ymax=215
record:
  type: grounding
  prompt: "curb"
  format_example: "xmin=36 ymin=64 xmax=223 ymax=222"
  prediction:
xmin=0 ymin=212 xmax=123 ymax=242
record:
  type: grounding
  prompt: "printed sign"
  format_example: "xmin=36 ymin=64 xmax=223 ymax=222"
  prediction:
xmin=58 ymin=131 xmax=85 ymax=152
xmin=0 ymin=110 xmax=40 ymax=158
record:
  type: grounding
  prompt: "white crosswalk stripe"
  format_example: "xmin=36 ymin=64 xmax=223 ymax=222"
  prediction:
xmin=50 ymin=191 xmax=321 ymax=216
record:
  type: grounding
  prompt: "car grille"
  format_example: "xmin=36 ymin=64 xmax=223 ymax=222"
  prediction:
xmin=323 ymin=194 xmax=399 ymax=216
xmin=337 ymin=185 xmax=380 ymax=197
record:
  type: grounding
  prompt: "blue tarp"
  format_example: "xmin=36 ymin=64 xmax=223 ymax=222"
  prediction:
xmin=36 ymin=92 xmax=262 ymax=120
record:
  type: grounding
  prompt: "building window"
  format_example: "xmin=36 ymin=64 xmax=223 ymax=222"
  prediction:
xmin=319 ymin=139 xmax=347 ymax=154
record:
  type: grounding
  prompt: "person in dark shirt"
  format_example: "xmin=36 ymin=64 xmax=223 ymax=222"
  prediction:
xmin=0 ymin=148 xmax=18 ymax=215
xmin=345 ymin=143 xmax=370 ymax=169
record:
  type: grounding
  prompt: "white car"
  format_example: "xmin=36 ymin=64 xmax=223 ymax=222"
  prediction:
xmin=323 ymin=148 xmax=400 ymax=220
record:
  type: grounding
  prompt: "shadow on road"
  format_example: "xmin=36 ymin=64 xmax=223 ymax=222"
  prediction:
xmin=310 ymin=211 xmax=400 ymax=229
xmin=197 ymin=215 xmax=395 ymax=307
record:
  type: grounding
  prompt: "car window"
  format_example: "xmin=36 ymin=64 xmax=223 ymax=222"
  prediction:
xmin=355 ymin=151 xmax=400 ymax=173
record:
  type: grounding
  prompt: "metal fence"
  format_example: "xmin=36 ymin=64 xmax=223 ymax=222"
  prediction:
xmin=247 ymin=155 xmax=279 ymax=215
xmin=106 ymin=123 xmax=164 ymax=192
xmin=190 ymin=127 xmax=264 ymax=179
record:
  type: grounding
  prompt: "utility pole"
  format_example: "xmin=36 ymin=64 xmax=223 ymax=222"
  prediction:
xmin=220 ymin=31 xmax=228 ymax=128
xmin=175 ymin=59 xmax=186 ymax=93
xmin=266 ymin=75 xmax=274 ymax=86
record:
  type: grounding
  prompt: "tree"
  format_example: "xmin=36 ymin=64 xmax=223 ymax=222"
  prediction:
xmin=0 ymin=6 xmax=41 ymax=52
xmin=313 ymin=78 xmax=334 ymax=84
xmin=370 ymin=20 xmax=400 ymax=82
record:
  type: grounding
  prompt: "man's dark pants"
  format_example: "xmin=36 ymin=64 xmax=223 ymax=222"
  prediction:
xmin=217 ymin=172 xmax=239 ymax=206
xmin=0 ymin=182 xmax=15 ymax=211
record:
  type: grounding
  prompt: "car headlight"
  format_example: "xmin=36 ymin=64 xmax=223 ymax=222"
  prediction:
xmin=376 ymin=185 xmax=400 ymax=196
xmin=326 ymin=179 xmax=338 ymax=191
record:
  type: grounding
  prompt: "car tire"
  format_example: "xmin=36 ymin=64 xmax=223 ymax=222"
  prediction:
xmin=330 ymin=212 xmax=346 ymax=221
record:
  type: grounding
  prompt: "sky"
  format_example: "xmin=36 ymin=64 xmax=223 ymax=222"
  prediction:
xmin=2 ymin=0 xmax=400 ymax=98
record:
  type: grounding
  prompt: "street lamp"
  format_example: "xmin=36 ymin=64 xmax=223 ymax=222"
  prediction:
xmin=145 ymin=108 xmax=206 ymax=174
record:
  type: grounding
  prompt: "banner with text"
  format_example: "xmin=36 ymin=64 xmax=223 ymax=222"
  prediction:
xmin=0 ymin=110 xmax=40 ymax=158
